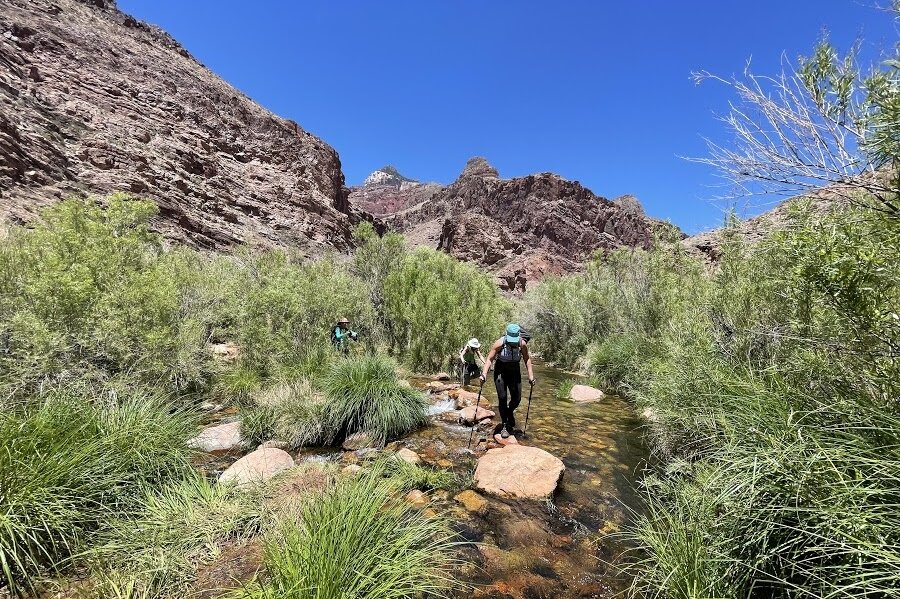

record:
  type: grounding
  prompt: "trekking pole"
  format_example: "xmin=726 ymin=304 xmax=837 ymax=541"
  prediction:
xmin=522 ymin=381 xmax=535 ymax=437
xmin=467 ymin=378 xmax=485 ymax=450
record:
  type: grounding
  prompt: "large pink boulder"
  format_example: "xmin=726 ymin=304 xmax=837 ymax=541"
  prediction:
xmin=219 ymin=448 xmax=295 ymax=488
xmin=188 ymin=421 xmax=242 ymax=452
xmin=569 ymin=384 xmax=604 ymax=403
xmin=474 ymin=445 xmax=565 ymax=499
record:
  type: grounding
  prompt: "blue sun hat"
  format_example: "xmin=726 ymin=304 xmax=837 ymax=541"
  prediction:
xmin=504 ymin=323 xmax=521 ymax=344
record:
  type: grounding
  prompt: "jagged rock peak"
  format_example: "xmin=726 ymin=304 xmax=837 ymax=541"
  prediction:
xmin=613 ymin=194 xmax=646 ymax=218
xmin=363 ymin=165 xmax=416 ymax=187
xmin=458 ymin=157 xmax=499 ymax=180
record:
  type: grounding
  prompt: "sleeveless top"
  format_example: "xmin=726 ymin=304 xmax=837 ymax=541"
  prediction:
xmin=496 ymin=339 xmax=522 ymax=363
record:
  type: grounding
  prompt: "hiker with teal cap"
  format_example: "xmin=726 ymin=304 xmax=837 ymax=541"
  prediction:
xmin=480 ymin=323 xmax=535 ymax=439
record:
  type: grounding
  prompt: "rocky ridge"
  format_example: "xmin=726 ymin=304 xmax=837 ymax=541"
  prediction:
xmin=350 ymin=157 xmax=681 ymax=291
xmin=0 ymin=0 xmax=366 ymax=253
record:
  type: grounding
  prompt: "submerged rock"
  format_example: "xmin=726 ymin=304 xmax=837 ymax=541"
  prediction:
xmin=188 ymin=421 xmax=242 ymax=453
xmin=219 ymin=448 xmax=294 ymax=488
xmin=405 ymin=489 xmax=430 ymax=508
xmin=397 ymin=447 xmax=422 ymax=465
xmin=454 ymin=490 xmax=489 ymax=516
xmin=474 ymin=445 xmax=565 ymax=499
xmin=569 ymin=384 xmax=604 ymax=403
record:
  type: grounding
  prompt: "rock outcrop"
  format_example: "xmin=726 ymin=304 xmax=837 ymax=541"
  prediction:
xmin=474 ymin=445 xmax=565 ymax=499
xmin=0 ymin=0 xmax=366 ymax=253
xmin=350 ymin=157 xmax=682 ymax=291
xmin=349 ymin=165 xmax=442 ymax=216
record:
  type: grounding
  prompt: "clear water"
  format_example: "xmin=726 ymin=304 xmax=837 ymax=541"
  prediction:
xmin=405 ymin=361 xmax=649 ymax=598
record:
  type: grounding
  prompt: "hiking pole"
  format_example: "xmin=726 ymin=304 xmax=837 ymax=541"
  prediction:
xmin=467 ymin=378 xmax=485 ymax=450
xmin=522 ymin=381 xmax=535 ymax=437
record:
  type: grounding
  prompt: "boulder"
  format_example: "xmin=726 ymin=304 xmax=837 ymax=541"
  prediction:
xmin=459 ymin=405 xmax=495 ymax=425
xmin=569 ymin=384 xmax=604 ymax=403
xmin=397 ymin=448 xmax=422 ymax=465
xmin=219 ymin=448 xmax=295 ymax=488
xmin=454 ymin=490 xmax=489 ymax=515
xmin=450 ymin=388 xmax=481 ymax=407
xmin=426 ymin=381 xmax=451 ymax=393
xmin=404 ymin=489 xmax=430 ymax=509
xmin=342 ymin=431 xmax=377 ymax=451
xmin=431 ymin=372 xmax=451 ymax=381
xmin=474 ymin=445 xmax=565 ymax=499
xmin=188 ymin=421 xmax=242 ymax=453
xmin=341 ymin=464 xmax=363 ymax=476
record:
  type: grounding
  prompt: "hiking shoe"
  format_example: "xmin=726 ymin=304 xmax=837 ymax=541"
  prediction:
xmin=500 ymin=426 xmax=510 ymax=439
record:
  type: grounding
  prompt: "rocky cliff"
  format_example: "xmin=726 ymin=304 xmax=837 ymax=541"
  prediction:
xmin=0 ymin=0 xmax=364 ymax=252
xmin=350 ymin=157 xmax=680 ymax=292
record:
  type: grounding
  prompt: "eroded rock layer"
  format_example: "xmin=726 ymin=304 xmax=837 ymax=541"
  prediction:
xmin=0 ymin=0 xmax=363 ymax=252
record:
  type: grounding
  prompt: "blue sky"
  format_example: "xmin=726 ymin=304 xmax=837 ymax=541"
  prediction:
xmin=118 ymin=1 xmax=896 ymax=233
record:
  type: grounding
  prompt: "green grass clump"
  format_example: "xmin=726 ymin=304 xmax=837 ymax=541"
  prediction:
xmin=233 ymin=468 xmax=458 ymax=599
xmin=379 ymin=456 xmax=460 ymax=492
xmin=555 ymin=378 xmax=575 ymax=400
xmin=321 ymin=355 xmax=428 ymax=445
xmin=87 ymin=473 xmax=262 ymax=597
xmin=242 ymin=380 xmax=327 ymax=449
xmin=0 ymin=391 xmax=195 ymax=592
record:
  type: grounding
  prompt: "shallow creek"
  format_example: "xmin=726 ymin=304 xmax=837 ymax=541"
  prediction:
xmin=197 ymin=361 xmax=648 ymax=598
xmin=406 ymin=361 xmax=649 ymax=599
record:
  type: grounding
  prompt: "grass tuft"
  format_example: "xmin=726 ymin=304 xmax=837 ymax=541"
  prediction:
xmin=232 ymin=467 xmax=459 ymax=599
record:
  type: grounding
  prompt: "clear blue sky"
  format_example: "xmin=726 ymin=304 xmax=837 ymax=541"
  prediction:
xmin=118 ymin=1 xmax=896 ymax=233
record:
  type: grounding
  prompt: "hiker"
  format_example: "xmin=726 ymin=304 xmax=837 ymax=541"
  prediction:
xmin=331 ymin=317 xmax=358 ymax=353
xmin=458 ymin=338 xmax=485 ymax=385
xmin=480 ymin=323 xmax=535 ymax=439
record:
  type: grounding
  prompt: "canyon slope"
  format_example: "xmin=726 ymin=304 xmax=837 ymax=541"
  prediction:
xmin=349 ymin=159 xmax=680 ymax=291
xmin=0 ymin=0 xmax=364 ymax=253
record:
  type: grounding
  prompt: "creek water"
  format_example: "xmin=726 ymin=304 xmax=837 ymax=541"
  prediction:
xmin=405 ymin=361 xmax=649 ymax=599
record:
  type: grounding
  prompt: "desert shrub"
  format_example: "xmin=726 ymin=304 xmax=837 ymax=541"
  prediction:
xmin=0 ymin=197 xmax=219 ymax=400
xmin=321 ymin=354 xmax=428 ymax=445
xmin=0 ymin=390 xmax=194 ymax=592
xmin=381 ymin=247 xmax=508 ymax=371
xmin=234 ymin=468 xmax=457 ymax=599
xmin=234 ymin=251 xmax=374 ymax=375
xmin=87 ymin=473 xmax=261 ymax=597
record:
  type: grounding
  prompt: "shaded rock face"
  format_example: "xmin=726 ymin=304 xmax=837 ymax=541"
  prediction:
xmin=0 ymin=0 xmax=365 ymax=252
xmin=352 ymin=158 xmax=681 ymax=292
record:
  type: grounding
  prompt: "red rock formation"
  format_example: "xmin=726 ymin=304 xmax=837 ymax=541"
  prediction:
xmin=0 ymin=0 xmax=365 ymax=253
xmin=352 ymin=157 xmax=681 ymax=291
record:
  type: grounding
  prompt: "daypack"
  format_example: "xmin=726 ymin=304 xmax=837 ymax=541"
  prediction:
xmin=497 ymin=340 xmax=521 ymax=363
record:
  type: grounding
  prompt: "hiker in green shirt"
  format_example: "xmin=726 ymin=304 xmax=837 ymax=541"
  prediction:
xmin=331 ymin=317 xmax=358 ymax=354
